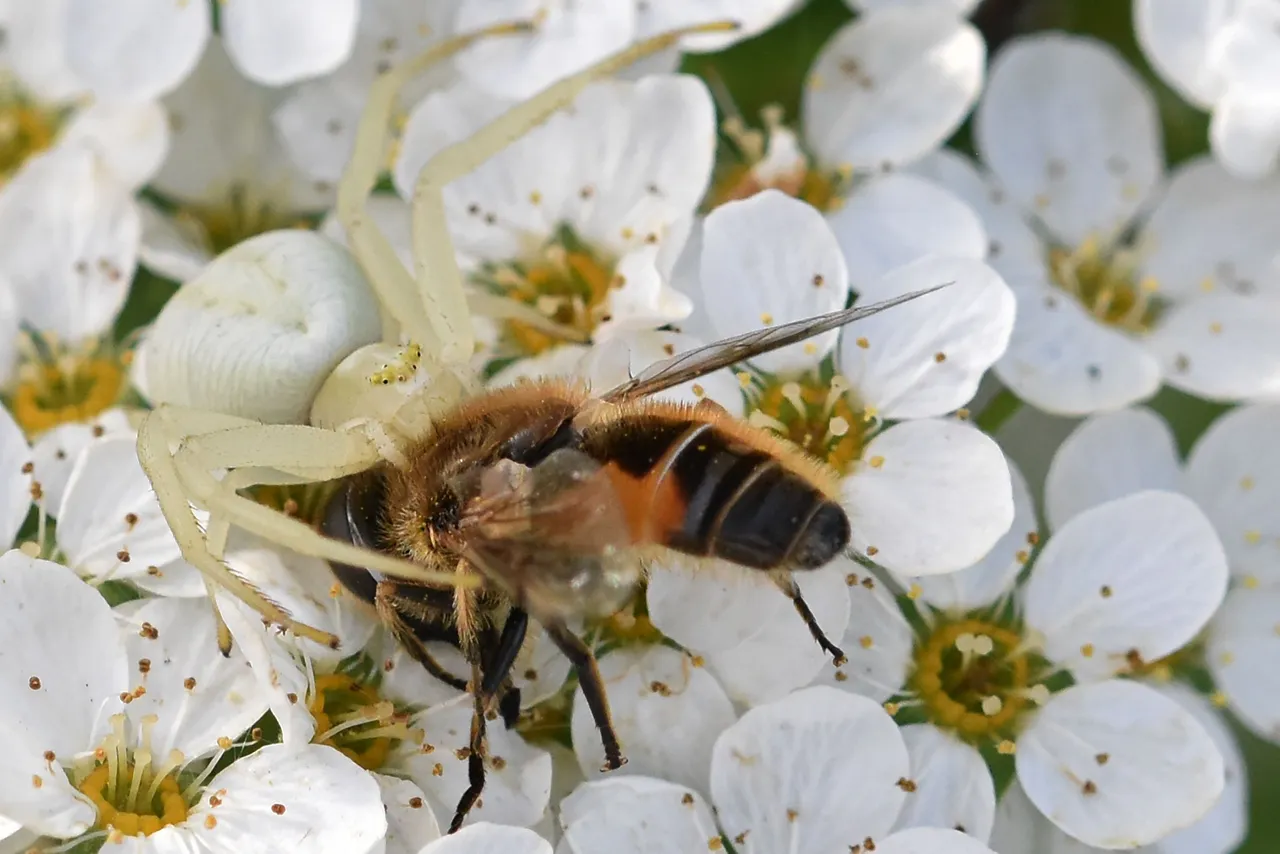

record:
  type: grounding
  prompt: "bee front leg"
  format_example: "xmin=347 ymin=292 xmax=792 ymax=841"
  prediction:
xmin=545 ymin=621 xmax=626 ymax=771
xmin=773 ymin=571 xmax=848 ymax=666
xmin=449 ymin=665 xmax=490 ymax=833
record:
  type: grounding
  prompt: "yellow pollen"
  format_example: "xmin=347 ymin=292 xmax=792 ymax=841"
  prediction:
xmin=855 ymin=337 xmax=869 ymax=349
xmin=78 ymin=763 xmax=188 ymax=837
xmin=750 ymin=372 xmax=865 ymax=475
xmin=1081 ymin=643 xmax=1095 ymax=658
xmin=0 ymin=99 xmax=60 ymax=182
xmin=1240 ymin=476 xmax=1255 ymax=491
xmin=308 ymin=673 xmax=411 ymax=771
xmin=1047 ymin=238 xmax=1161 ymax=332
xmin=10 ymin=355 xmax=126 ymax=437
xmin=1244 ymin=530 xmax=1262 ymax=545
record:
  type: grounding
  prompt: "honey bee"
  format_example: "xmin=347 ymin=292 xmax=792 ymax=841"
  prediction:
xmin=318 ymin=290 xmax=941 ymax=831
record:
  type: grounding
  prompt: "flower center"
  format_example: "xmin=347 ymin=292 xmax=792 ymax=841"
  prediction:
xmin=0 ymin=96 xmax=60 ymax=183
xmin=1048 ymin=237 xmax=1163 ymax=332
xmin=476 ymin=226 xmax=618 ymax=358
xmin=705 ymin=107 xmax=849 ymax=213
xmin=746 ymin=372 xmax=867 ymax=475
xmin=246 ymin=480 xmax=342 ymax=529
xmin=75 ymin=714 xmax=190 ymax=838
xmin=308 ymin=673 xmax=421 ymax=771
xmin=909 ymin=616 xmax=1048 ymax=743
xmin=6 ymin=334 xmax=128 ymax=437
xmin=175 ymin=185 xmax=311 ymax=257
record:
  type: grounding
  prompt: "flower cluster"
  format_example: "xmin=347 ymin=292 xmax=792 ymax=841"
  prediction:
xmin=1 ymin=1 xmax=1277 ymax=853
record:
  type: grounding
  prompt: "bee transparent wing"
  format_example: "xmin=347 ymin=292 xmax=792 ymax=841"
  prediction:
xmin=450 ymin=449 xmax=640 ymax=620
xmin=601 ymin=285 xmax=948 ymax=402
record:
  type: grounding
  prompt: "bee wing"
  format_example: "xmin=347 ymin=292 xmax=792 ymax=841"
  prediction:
xmin=601 ymin=285 xmax=948 ymax=402
xmin=451 ymin=449 xmax=640 ymax=620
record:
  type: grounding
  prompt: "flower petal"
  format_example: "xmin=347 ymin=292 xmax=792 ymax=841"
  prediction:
xmin=646 ymin=562 xmax=786 ymax=655
xmin=29 ymin=409 xmax=132 ymax=521
xmin=839 ymin=256 xmax=1014 ymax=419
xmin=60 ymin=101 xmax=171 ymax=191
xmin=401 ymin=694 xmax=552 ymax=830
xmin=699 ymin=190 xmax=849 ymax=375
xmin=1206 ymin=583 xmax=1280 ymax=743
xmin=115 ymin=597 xmax=271 ymax=760
xmin=993 ymin=282 xmax=1161 ymax=416
xmin=1147 ymin=293 xmax=1280 ymax=401
xmin=1132 ymin=0 xmax=1227 ymax=107
xmin=0 ymin=552 xmax=123 ymax=837
xmin=375 ymin=774 xmax=441 ymax=854
xmin=988 ymin=779 xmax=1101 ymax=854
xmin=809 ymin=558 xmax=913 ymax=702
xmin=892 ymin=725 xmax=995 ymax=843
xmin=577 ymin=330 xmax=745 ymax=416
xmin=710 ymin=687 xmax=909 ymax=852
xmin=422 ymin=823 xmax=551 ymax=854
xmin=803 ymin=9 xmax=984 ymax=170
xmin=975 ymin=34 xmax=1161 ymax=248
xmin=1044 ymin=408 xmax=1182 ymax=533
xmin=189 ymin=743 xmax=385 ymax=853
xmin=699 ymin=564 xmax=851 ymax=707
xmin=843 ymin=418 xmax=1015 ymax=575
xmin=1208 ymin=87 xmax=1280 ymax=180
xmin=1016 ymin=680 xmax=1225 ymax=848
xmin=221 ymin=0 xmax=357 ymax=86
xmin=1186 ymin=403 xmax=1280 ymax=584
xmin=0 ymin=409 xmax=32 ymax=549
xmin=557 ymin=776 xmax=719 ymax=854
xmin=570 ymin=645 xmax=735 ymax=797
xmin=3 ymin=1 xmax=84 ymax=102
xmin=878 ymin=827 xmax=998 ymax=854
xmin=1023 ymin=491 xmax=1228 ymax=681
xmin=826 ymin=172 xmax=988 ymax=289
xmin=64 ymin=0 xmax=208 ymax=101
xmin=904 ymin=458 xmax=1037 ymax=614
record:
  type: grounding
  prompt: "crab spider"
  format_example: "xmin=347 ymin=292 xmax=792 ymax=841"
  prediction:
xmin=136 ymin=21 xmax=739 ymax=652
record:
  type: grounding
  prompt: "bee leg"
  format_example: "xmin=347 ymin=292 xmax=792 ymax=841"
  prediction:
xmin=773 ymin=572 xmax=848 ymax=667
xmin=478 ymin=608 xmax=529 ymax=728
xmin=376 ymin=582 xmax=470 ymax=692
xmin=546 ymin=621 xmax=626 ymax=771
xmin=498 ymin=685 xmax=522 ymax=729
xmin=449 ymin=668 xmax=489 ymax=834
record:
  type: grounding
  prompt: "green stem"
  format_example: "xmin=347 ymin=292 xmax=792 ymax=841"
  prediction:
xmin=973 ymin=387 xmax=1023 ymax=435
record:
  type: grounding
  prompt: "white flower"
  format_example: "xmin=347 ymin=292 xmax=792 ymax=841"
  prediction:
xmin=1135 ymin=0 xmax=1280 ymax=178
xmin=393 ymin=72 xmax=714 ymax=368
xmin=28 ymin=407 xmax=133 ymax=519
xmin=953 ymin=33 xmax=1280 ymax=414
xmin=55 ymin=433 xmax=205 ymax=596
xmin=1045 ymin=403 xmax=1280 ymax=754
xmin=451 ymin=0 xmax=798 ymax=100
xmin=140 ymin=43 xmax=336 ymax=282
xmin=0 ymin=405 xmax=32 ymax=550
xmin=558 ymin=687 xmax=998 ymax=854
xmin=63 ymin=0 xmax=358 ymax=101
xmin=421 ymin=822 xmax=550 ymax=854
xmin=0 ymin=552 xmax=381 ymax=851
xmin=705 ymin=5 xmax=987 ymax=285
xmin=892 ymin=486 xmax=1229 ymax=848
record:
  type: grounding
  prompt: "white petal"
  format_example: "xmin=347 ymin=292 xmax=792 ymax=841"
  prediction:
xmin=989 ymin=779 xmax=1104 ymax=854
xmin=1206 ymin=583 xmax=1280 ymax=743
xmin=1137 ymin=156 xmax=1280 ymax=302
xmin=570 ymin=646 xmax=735 ymax=796
xmin=0 ymin=552 xmax=123 ymax=837
xmin=138 ymin=230 xmax=381 ymax=423
xmin=595 ymin=245 xmax=693 ymax=338
xmin=840 ymin=256 xmax=1014 ymax=419
xmin=1209 ymin=87 xmax=1280 ymax=179
xmin=452 ymin=0 xmax=633 ymax=100
xmin=699 ymin=190 xmax=848 ymax=375
xmin=1132 ymin=0 xmax=1227 ymax=108
xmin=0 ymin=147 xmax=138 ymax=343
xmin=221 ymin=0 xmax=357 ymax=86
xmin=975 ymin=34 xmax=1161 ymax=248
xmin=1016 ymin=680 xmax=1225 ymax=849
xmin=378 ymin=640 xmax=468 ymax=710
xmin=710 ymin=687 xmax=909 ymax=852
xmin=803 ymin=9 xmax=984 ymax=169
xmin=421 ymin=823 xmax=551 ymax=854
xmin=0 ymin=409 xmax=32 ymax=549
xmin=843 ymin=418 xmax=1015 ymax=575
xmin=2 ymin=1 xmax=83 ymax=102
xmin=846 ymin=0 xmax=980 ymax=12
xmin=114 ymin=597 xmax=270 ymax=759
xmin=64 ymin=0 xmax=209 ymax=101
xmin=488 ymin=345 xmax=593 ymax=389
xmin=1024 ymin=491 xmax=1228 ymax=681
xmin=577 ymin=330 xmax=745 ymax=416
xmin=557 ymin=776 xmax=719 ymax=854
xmin=0 ymin=282 xmax=18 ymax=387
xmin=993 ymin=282 xmax=1161 ymax=416
xmin=401 ymin=694 xmax=552 ymax=830
xmin=1186 ymin=403 xmax=1280 ymax=584
xmin=1044 ymin=408 xmax=1183 ymax=532
xmin=29 ymin=409 xmax=132 ymax=520
xmin=878 ymin=828 xmax=998 ymax=854
xmin=905 ymin=458 xmax=1037 ymax=614
xmin=810 ymin=558 xmax=913 ymax=702
xmin=56 ymin=435 xmax=185 ymax=580
xmin=1148 ymin=293 xmax=1280 ymax=401
xmin=893 ymin=725 xmax=995 ymax=843
xmin=826 ymin=172 xmax=988 ymax=288
xmin=510 ymin=623 xmax=574 ymax=709
xmin=60 ymin=101 xmax=171 ymax=190
xmin=646 ymin=562 xmax=787 ymax=655
xmin=271 ymin=79 xmax=367 ymax=186
xmin=137 ymin=201 xmax=212 ymax=283
xmin=638 ymin=0 xmax=797 ymax=51
xmin=699 ymin=564 xmax=852 ymax=706
xmin=375 ymin=774 xmax=441 ymax=854
xmin=189 ymin=743 xmax=385 ymax=853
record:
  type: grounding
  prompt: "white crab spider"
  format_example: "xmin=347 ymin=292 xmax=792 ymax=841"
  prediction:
xmin=136 ymin=20 xmax=737 ymax=651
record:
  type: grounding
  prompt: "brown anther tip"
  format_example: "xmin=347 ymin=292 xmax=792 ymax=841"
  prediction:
xmin=327 ymin=636 xmax=341 ymax=650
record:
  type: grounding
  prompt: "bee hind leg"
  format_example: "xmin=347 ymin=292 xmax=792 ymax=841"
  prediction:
xmin=546 ymin=621 xmax=626 ymax=771
xmin=773 ymin=572 xmax=848 ymax=667
xmin=449 ymin=666 xmax=490 ymax=833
